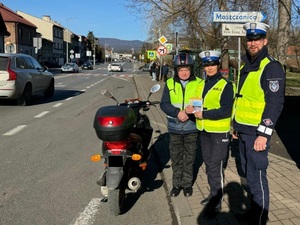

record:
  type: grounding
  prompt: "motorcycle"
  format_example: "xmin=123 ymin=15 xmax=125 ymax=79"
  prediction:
xmin=91 ymin=84 xmax=160 ymax=216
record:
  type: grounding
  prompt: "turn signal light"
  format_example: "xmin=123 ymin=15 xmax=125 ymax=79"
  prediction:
xmin=91 ymin=154 xmax=101 ymax=162
xmin=131 ymin=154 xmax=142 ymax=161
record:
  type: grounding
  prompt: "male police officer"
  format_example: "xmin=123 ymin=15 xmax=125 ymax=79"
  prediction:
xmin=232 ymin=22 xmax=286 ymax=224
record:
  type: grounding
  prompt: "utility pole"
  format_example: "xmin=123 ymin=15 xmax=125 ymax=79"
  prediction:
xmin=175 ymin=32 xmax=178 ymax=55
xmin=93 ymin=37 xmax=98 ymax=66
xmin=66 ymin=17 xmax=76 ymax=63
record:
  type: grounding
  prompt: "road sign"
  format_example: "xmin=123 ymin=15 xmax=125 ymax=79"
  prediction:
xmin=147 ymin=50 xmax=156 ymax=60
xmin=222 ymin=23 xmax=246 ymax=36
xmin=158 ymin=35 xmax=168 ymax=45
xmin=213 ymin=11 xmax=266 ymax=23
xmin=157 ymin=46 xmax=167 ymax=56
xmin=165 ymin=43 xmax=173 ymax=52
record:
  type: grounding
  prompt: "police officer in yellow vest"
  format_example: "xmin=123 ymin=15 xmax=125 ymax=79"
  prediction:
xmin=160 ymin=53 xmax=201 ymax=197
xmin=232 ymin=22 xmax=285 ymax=224
xmin=186 ymin=50 xmax=235 ymax=219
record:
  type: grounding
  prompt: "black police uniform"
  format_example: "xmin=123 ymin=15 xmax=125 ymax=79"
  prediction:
xmin=233 ymin=46 xmax=285 ymax=224
xmin=200 ymin=72 xmax=234 ymax=205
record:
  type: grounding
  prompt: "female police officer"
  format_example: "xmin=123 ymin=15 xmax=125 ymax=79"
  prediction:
xmin=186 ymin=50 xmax=235 ymax=219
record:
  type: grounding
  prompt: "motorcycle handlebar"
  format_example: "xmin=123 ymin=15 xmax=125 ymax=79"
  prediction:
xmin=119 ymin=100 xmax=160 ymax=107
xmin=150 ymin=101 xmax=160 ymax=105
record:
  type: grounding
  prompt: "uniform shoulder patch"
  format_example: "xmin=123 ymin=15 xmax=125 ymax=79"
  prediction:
xmin=263 ymin=118 xmax=273 ymax=126
xmin=269 ymin=80 xmax=279 ymax=92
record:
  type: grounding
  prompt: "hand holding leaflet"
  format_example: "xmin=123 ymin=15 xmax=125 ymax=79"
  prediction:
xmin=189 ymin=97 xmax=203 ymax=112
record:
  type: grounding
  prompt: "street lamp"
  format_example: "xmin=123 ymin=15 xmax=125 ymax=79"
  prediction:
xmin=93 ymin=37 xmax=98 ymax=66
xmin=66 ymin=17 xmax=76 ymax=63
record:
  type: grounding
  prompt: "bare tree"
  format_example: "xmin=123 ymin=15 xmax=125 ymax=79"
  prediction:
xmin=125 ymin=0 xmax=296 ymax=69
xmin=277 ymin=0 xmax=291 ymax=65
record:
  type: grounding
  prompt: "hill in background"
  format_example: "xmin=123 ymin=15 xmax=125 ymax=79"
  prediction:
xmin=99 ymin=38 xmax=145 ymax=54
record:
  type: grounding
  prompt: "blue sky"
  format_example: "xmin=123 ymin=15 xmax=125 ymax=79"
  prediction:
xmin=1 ymin=0 xmax=148 ymax=41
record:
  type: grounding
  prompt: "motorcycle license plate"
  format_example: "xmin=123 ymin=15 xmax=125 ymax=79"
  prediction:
xmin=108 ymin=156 xmax=124 ymax=167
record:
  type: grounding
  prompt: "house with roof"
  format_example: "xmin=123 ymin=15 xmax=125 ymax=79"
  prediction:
xmin=0 ymin=12 xmax=10 ymax=53
xmin=17 ymin=12 xmax=87 ymax=66
xmin=0 ymin=3 xmax=37 ymax=56
xmin=16 ymin=12 xmax=66 ymax=66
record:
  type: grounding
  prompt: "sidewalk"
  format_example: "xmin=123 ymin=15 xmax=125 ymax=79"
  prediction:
xmin=133 ymin=72 xmax=300 ymax=225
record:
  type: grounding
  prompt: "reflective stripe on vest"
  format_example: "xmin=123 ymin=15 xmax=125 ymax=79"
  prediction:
xmin=166 ymin=78 xmax=200 ymax=110
xmin=233 ymin=57 xmax=270 ymax=126
xmin=196 ymin=79 xmax=232 ymax=132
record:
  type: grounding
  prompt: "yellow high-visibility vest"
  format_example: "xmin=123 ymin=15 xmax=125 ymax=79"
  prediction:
xmin=166 ymin=78 xmax=201 ymax=109
xmin=196 ymin=79 xmax=232 ymax=132
xmin=233 ymin=57 xmax=271 ymax=126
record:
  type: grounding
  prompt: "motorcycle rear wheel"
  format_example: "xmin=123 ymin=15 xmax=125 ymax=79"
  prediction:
xmin=108 ymin=187 xmax=125 ymax=216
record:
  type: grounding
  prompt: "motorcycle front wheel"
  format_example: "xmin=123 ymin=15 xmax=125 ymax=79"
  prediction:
xmin=108 ymin=187 xmax=125 ymax=216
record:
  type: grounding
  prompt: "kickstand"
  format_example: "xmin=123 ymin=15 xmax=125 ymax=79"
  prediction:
xmin=100 ymin=197 xmax=108 ymax=203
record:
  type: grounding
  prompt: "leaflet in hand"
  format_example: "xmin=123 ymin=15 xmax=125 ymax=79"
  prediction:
xmin=190 ymin=97 xmax=203 ymax=112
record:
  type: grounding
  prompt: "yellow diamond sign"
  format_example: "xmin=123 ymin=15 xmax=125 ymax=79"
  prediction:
xmin=158 ymin=35 xmax=168 ymax=45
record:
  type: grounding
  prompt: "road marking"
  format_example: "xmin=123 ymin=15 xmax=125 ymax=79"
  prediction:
xmin=34 ymin=111 xmax=49 ymax=118
xmin=53 ymin=103 xmax=63 ymax=107
xmin=69 ymin=198 xmax=101 ymax=225
xmin=66 ymin=97 xmax=73 ymax=101
xmin=55 ymin=84 xmax=66 ymax=87
xmin=3 ymin=125 xmax=27 ymax=136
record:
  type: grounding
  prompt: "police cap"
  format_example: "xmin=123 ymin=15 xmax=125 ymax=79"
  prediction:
xmin=243 ymin=22 xmax=270 ymax=41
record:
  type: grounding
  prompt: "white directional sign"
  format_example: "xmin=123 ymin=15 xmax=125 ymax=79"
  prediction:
xmin=222 ymin=23 xmax=246 ymax=36
xmin=213 ymin=11 xmax=266 ymax=23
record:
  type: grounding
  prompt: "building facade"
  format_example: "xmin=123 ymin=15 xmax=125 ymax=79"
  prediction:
xmin=1 ymin=3 xmax=37 ymax=56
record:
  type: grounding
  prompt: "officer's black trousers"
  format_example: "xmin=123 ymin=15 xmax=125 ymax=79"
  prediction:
xmin=239 ymin=133 xmax=269 ymax=224
xmin=200 ymin=131 xmax=230 ymax=199
xmin=169 ymin=132 xmax=198 ymax=188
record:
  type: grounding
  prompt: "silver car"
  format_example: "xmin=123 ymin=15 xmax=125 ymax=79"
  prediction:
xmin=108 ymin=63 xmax=123 ymax=72
xmin=61 ymin=62 xmax=79 ymax=73
xmin=0 ymin=53 xmax=55 ymax=105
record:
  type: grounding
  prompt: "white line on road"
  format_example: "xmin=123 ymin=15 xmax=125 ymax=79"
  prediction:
xmin=3 ymin=125 xmax=27 ymax=136
xmin=34 ymin=111 xmax=49 ymax=118
xmin=66 ymin=97 xmax=73 ymax=101
xmin=53 ymin=103 xmax=63 ymax=107
xmin=69 ymin=198 xmax=102 ymax=225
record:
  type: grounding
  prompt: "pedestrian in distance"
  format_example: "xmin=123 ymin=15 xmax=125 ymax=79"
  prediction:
xmin=232 ymin=22 xmax=286 ymax=225
xmin=149 ymin=60 xmax=153 ymax=77
xmin=160 ymin=53 xmax=202 ymax=198
xmin=155 ymin=62 xmax=161 ymax=81
xmin=185 ymin=50 xmax=235 ymax=219
xmin=162 ymin=62 xmax=169 ymax=82
xmin=150 ymin=61 xmax=157 ymax=81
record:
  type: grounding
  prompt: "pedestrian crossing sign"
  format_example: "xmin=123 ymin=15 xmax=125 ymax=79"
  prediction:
xmin=147 ymin=50 xmax=156 ymax=60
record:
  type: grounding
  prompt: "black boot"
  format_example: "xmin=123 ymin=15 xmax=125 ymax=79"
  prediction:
xmin=170 ymin=187 xmax=182 ymax=197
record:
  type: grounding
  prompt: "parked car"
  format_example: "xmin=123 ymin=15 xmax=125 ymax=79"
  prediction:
xmin=82 ymin=61 xmax=93 ymax=70
xmin=61 ymin=63 xmax=79 ymax=73
xmin=108 ymin=63 xmax=123 ymax=72
xmin=0 ymin=53 xmax=55 ymax=106
xmin=139 ymin=63 xmax=150 ymax=72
